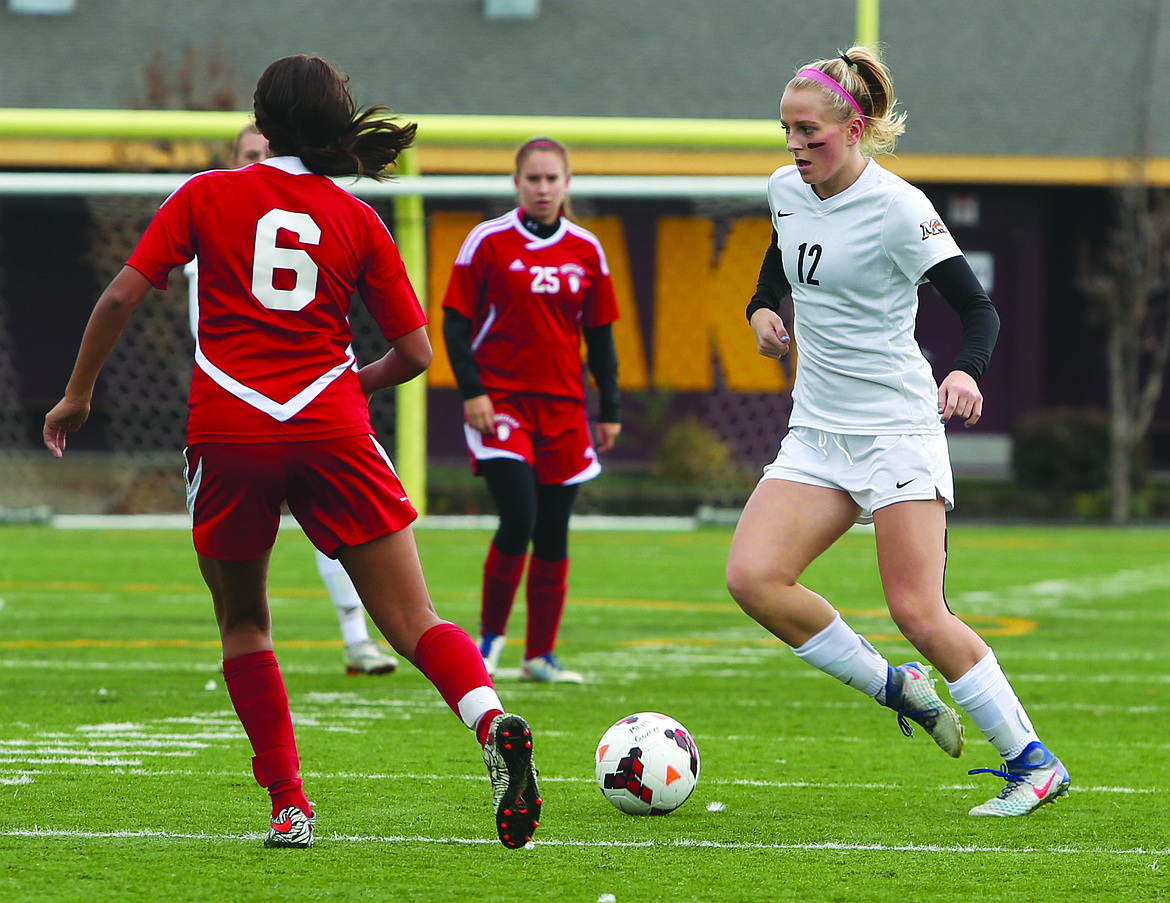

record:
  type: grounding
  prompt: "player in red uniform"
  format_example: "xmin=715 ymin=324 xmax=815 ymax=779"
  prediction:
xmin=186 ymin=123 xmax=400 ymax=677
xmin=44 ymin=54 xmax=540 ymax=850
xmin=442 ymin=136 xmax=621 ymax=683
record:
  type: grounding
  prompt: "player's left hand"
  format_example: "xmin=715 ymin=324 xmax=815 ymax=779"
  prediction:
xmin=596 ymin=422 xmax=621 ymax=452
xmin=938 ymin=370 xmax=983 ymax=426
xmin=43 ymin=396 xmax=90 ymax=458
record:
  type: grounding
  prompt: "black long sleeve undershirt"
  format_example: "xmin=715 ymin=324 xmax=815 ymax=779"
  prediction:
xmin=441 ymin=308 xmax=486 ymax=400
xmin=746 ymin=227 xmax=790 ymax=322
xmin=923 ymin=255 xmax=1000 ymax=383
xmin=744 ymin=231 xmax=1000 ymax=382
xmin=441 ymin=309 xmax=621 ymax=423
xmin=583 ymin=323 xmax=621 ymax=423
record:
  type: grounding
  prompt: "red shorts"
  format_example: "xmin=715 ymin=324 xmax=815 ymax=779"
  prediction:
xmin=464 ymin=394 xmax=601 ymax=486
xmin=184 ymin=434 xmax=417 ymax=561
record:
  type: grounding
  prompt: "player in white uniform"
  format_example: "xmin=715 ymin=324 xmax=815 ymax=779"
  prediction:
xmin=184 ymin=124 xmax=399 ymax=677
xmin=726 ymin=46 xmax=1068 ymax=817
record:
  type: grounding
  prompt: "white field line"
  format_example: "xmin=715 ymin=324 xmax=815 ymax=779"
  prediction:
xmin=0 ymin=826 xmax=1165 ymax=856
xmin=2 ymin=767 xmax=1156 ymax=796
xmin=0 ymin=658 xmax=401 ymax=677
xmin=3 ymin=651 xmax=1169 ymax=688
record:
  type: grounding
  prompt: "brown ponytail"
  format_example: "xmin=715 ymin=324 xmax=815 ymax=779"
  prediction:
xmin=253 ymin=54 xmax=417 ymax=180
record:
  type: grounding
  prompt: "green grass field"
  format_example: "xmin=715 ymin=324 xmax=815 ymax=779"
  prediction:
xmin=0 ymin=521 xmax=1166 ymax=902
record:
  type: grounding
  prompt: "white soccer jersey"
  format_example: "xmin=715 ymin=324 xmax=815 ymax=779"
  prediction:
xmin=766 ymin=158 xmax=962 ymax=434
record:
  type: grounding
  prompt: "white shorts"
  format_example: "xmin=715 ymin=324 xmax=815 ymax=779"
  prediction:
xmin=760 ymin=427 xmax=954 ymax=525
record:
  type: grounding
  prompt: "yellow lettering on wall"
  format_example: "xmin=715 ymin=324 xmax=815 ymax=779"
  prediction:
xmin=652 ymin=217 xmax=788 ymax=392
xmin=576 ymin=216 xmax=649 ymax=391
xmin=425 ymin=211 xmax=482 ymax=388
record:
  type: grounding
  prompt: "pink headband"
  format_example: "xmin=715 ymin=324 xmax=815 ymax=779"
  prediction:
xmin=795 ymin=67 xmax=865 ymax=122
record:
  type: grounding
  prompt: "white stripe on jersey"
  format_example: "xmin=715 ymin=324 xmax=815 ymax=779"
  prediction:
xmin=454 ymin=209 xmax=610 ymax=275
xmin=563 ymin=220 xmax=611 ymax=276
xmin=470 ymin=303 xmax=497 ymax=352
xmin=454 ymin=213 xmax=515 ymax=266
xmin=194 ymin=344 xmax=358 ymax=423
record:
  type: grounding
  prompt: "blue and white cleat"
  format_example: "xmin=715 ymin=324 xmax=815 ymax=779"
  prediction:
xmin=521 ymin=653 xmax=584 ymax=684
xmin=884 ymin=662 xmax=964 ymax=758
xmin=344 ymin=639 xmax=398 ymax=675
xmin=478 ymin=633 xmax=506 ymax=675
xmin=968 ymin=741 xmax=1070 ymax=816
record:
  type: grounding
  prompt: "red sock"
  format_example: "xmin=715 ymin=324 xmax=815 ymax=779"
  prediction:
xmin=475 ymin=709 xmax=505 ymax=748
xmin=525 ymin=557 xmax=569 ymax=660
xmin=415 ymin=622 xmax=502 ymax=744
xmin=223 ymin=650 xmax=310 ymax=817
xmin=481 ymin=545 xmax=527 ymax=636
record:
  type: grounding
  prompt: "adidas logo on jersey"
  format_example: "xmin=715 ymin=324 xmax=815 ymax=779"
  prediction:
xmin=509 ymin=258 xmax=526 ymax=271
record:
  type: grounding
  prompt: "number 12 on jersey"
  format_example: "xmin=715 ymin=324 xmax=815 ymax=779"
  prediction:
xmin=796 ymin=242 xmax=822 ymax=286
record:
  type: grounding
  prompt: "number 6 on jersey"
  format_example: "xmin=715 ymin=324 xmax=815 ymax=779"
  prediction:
xmin=252 ymin=208 xmax=321 ymax=311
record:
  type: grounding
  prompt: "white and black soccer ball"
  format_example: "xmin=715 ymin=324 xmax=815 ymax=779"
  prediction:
xmin=595 ymin=712 xmax=700 ymax=815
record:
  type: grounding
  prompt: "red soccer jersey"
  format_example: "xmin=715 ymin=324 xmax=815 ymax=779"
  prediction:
xmin=127 ymin=156 xmax=426 ymax=443
xmin=442 ymin=208 xmax=619 ymax=401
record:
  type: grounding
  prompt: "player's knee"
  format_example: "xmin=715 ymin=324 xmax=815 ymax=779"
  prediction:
xmin=886 ymin=603 xmax=941 ymax=649
xmin=495 ymin=510 xmax=536 ymax=549
xmin=726 ymin=557 xmax=792 ymax=612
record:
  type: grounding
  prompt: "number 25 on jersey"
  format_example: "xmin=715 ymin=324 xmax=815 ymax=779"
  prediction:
xmin=530 ymin=265 xmax=582 ymax=295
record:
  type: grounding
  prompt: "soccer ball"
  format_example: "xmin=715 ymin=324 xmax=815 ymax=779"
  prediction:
xmin=595 ymin=712 xmax=700 ymax=815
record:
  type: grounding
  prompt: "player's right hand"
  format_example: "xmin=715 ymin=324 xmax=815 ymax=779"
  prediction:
xmin=750 ymin=308 xmax=791 ymax=359
xmin=464 ymin=395 xmax=496 ymax=437
xmin=43 ymin=397 xmax=90 ymax=458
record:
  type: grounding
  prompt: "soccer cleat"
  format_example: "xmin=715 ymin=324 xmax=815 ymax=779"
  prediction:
xmin=885 ymin=662 xmax=964 ymax=758
xmin=478 ymin=633 xmax=506 ymax=675
xmin=521 ymin=653 xmax=584 ymax=684
xmin=263 ymin=804 xmax=315 ymax=849
xmin=345 ymin=639 xmax=399 ymax=675
xmin=968 ymin=741 xmax=1070 ymax=817
xmin=482 ymin=713 xmax=542 ymax=849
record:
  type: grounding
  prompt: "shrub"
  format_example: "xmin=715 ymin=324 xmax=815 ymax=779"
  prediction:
xmin=652 ymin=416 xmax=733 ymax=485
xmin=1010 ymin=407 xmax=1115 ymax=492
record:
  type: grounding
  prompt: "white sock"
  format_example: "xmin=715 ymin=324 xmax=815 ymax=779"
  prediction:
xmin=458 ymin=686 xmax=505 ymax=732
xmin=792 ymin=612 xmax=889 ymax=699
xmin=315 ymin=548 xmax=371 ymax=647
xmin=945 ymin=649 xmax=1038 ymax=761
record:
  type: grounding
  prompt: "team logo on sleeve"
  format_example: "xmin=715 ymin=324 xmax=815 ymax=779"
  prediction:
xmin=919 ymin=218 xmax=948 ymax=240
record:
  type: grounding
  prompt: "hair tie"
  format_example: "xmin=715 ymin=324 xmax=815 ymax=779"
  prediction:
xmin=839 ymin=52 xmax=855 ymax=67
xmin=795 ymin=67 xmax=866 ymax=122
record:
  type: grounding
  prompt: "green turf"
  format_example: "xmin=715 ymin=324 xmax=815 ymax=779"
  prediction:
xmin=0 ymin=522 xmax=1166 ymax=902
